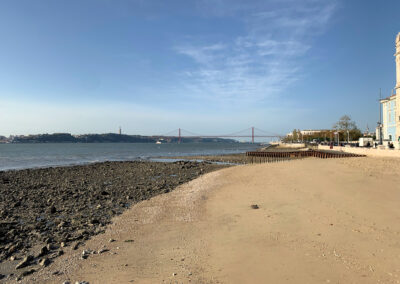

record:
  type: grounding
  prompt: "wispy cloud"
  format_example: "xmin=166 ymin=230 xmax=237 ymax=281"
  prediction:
xmin=176 ymin=0 xmax=337 ymax=105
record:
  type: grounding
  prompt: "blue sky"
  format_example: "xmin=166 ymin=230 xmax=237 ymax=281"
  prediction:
xmin=1 ymin=0 xmax=399 ymax=137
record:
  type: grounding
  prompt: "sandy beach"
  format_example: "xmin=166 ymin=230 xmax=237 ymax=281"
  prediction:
xmin=13 ymin=157 xmax=400 ymax=284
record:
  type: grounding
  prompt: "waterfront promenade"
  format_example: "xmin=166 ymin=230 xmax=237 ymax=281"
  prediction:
xmin=318 ymin=144 xmax=400 ymax=158
xmin=25 ymin=157 xmax=400 ymax=284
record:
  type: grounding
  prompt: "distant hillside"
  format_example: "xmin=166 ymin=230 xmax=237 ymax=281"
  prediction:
xmin=11 ymin=133 xmax=237 ymax=143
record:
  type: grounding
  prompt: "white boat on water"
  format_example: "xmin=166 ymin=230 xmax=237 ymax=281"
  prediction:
xmin=156 ymin=141 xmax=162 ymax=144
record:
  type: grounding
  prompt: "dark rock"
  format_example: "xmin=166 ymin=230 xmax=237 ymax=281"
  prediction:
xmin=72 ymin=242 xmax=80 ymax=250
xmin=49 ymin=206 xmax=57 ymax=214
xmin=37 ymin=245 xmax=49 ymax=257
xmin=7 ymin=244 xmax=19 ymax=255
xmin=250 ymin=204 xmax=259 ymax=209
xmin=81 ymin=250 xmax=90 ymax=259
xmin=20 ymin=268 xmax=36 ymax=277
xmin=39 ymin=257 xmax=50 ymax=267
xmin=47 ymin=243 xmax=58 ymax=250
xmin=15 ymin=255 xmax=33 ymax=269
xmin=44 ymin=238 xmax=53 ymax=244
xmin=0 ymin=274 xmax=5 ymax=280
xmin=98 ymin=248 xmax=109 ymax=254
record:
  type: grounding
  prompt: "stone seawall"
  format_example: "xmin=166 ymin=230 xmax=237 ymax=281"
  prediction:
xmin=275 ymin=143 xmax=306 ymax=148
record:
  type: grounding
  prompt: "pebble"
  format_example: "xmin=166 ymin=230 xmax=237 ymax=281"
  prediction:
xmin=62 ymin=282 xmax=71 ymax=284
xmin=172 ymin=273 xmax=177 ymax=276
xmin=47 ymin=243 xmax=57 ymax=250
xmin=75 ymin=281 xmax=89 ymax=284
xmin=81 ymin=250 xmax=91 ymax=259
xmin=72 ymin=242 xmax=80 ymax=250
xmin=15 ymin=255 xmax=33 ymax=269
xmin=39 ymin=258 xmax=51 ymax=267
xmin=38 ymin=245 xmax=49 ymax=257
xmin=50 ymin=206 xmax=57 ymax=214
xmin=98 ymin=248 xmax=109 ymax=254
xmin=20 ymin=269 xmax=36 ymax=277
xmin=108 ymin=239 xmax=116 ymax=243
xmin=251 ymin=204 xmax=259 ymax=209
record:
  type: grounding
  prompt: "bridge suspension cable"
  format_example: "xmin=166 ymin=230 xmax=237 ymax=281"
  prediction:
xmin=157 ymin=127 xmax=283 ymax=143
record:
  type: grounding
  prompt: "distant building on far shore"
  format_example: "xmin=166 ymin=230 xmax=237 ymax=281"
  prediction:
xmin=379 ymin=32 xmax=400 ymax=147
xmin=299 ymin=129 xmax=329 ymax=136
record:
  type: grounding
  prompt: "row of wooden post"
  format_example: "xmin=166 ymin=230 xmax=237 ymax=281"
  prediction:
xmin=245 ymin=150 xmax=365 ymax=164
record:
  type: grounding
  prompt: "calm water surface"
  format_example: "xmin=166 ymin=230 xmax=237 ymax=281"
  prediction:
xmin=0 ymin=143 xmax=260 ymax=171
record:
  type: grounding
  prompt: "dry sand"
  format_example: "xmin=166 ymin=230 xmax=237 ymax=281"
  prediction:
xmin=20 ymin=157 xmax=400 ymax=284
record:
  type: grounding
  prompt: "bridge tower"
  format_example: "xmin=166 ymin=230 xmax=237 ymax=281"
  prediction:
xmin=251 ymin=127 xmax=255 ymax=144
xmin=178 ymin=128 xmax=181 ymax=144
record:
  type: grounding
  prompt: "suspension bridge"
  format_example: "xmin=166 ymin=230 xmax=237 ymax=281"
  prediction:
xmin=159 ymin=127 xmax=283 ymax=143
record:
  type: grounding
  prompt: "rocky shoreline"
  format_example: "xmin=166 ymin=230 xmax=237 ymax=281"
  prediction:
xmin=158 ymin=153 xmax=249 ymax=164
xmin=156 ymin=146 xmax=298 ymax=165
xmin=0 ymin=160 xmax=226 ymax=281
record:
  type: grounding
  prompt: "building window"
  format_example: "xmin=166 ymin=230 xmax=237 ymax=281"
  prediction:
xmin=389 ymin=135 xmax=392 ymax=140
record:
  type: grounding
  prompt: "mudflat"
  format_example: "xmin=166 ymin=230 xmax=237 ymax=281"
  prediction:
xmin=14 ymin=157 xmax=400 ymax=283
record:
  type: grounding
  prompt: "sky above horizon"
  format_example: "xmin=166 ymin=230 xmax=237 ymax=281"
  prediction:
xmin=1 ymin=0 xmax=400 ymax=138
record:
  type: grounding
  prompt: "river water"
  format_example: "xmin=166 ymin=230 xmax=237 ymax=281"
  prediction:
xmin=0 ymin=142 xmax=260 ymax=171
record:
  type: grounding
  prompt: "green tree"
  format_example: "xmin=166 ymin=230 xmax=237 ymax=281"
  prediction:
xmin=333 ymin=115 xmax=360 ymax=142
xmin=292 ymin=129 xmax=298 ymax=141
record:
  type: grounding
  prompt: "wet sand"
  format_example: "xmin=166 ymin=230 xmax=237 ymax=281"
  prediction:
xmin=10 ymin=157 xmax=400 ymax=283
